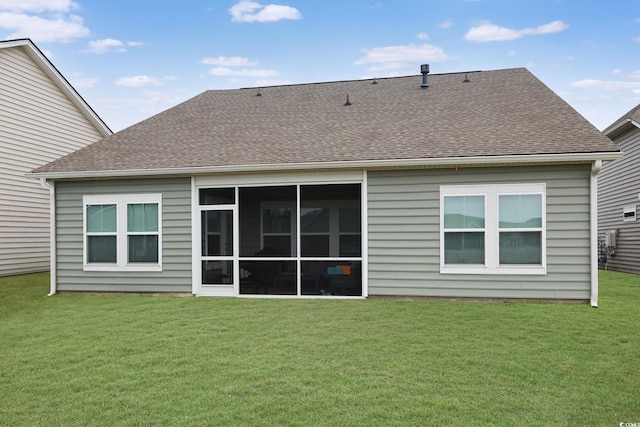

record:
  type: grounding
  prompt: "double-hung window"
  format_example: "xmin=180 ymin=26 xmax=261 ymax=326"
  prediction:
xmin=440 ymin=184 xmax=545 ymax=275
xmin=83 ymin=194 xmax=162 ymax=271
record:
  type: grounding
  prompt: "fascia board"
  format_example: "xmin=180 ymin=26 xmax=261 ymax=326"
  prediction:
xmin=27 ymin=151 xmax=623 ymax=180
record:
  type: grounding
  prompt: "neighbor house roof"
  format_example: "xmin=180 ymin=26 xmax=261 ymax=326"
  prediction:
xmin=603 ymin=103 xmax=640 ymax=138
xmin=0 ymin=39 xmax=112 ymax=138
xmin=31 ymin=67 xmax=620 ymax=179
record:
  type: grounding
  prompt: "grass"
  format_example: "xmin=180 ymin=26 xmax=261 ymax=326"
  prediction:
xmin=1 ymin=272 xmax=639 ymax=426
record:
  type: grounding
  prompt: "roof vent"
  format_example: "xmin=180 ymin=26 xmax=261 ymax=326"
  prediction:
xmin=371 ymin=77 xmax=378 ymax=85
xmin=255 ymin=88 xmax=262 ymax=96
xmin=420 ymin=64 xmax=429 ymax=89
xmin=463 ymin=73 xmax=470 ymax=83
xmin=344 ymin=94 xmax=352 ymax=106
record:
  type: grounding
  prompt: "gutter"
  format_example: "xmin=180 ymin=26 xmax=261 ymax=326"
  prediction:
xmin=589 ymin=160 xmax=602 ymax=308
xmin=27 ymin=151 xmax=623 ymax=181
xmin=39 ymin=178 xmax=57 ymax=296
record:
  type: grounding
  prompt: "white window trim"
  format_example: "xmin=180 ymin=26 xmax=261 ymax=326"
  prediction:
xmin=83 ymin=194 xmax=162 ymax=272
xmin=623 ymin=205 xmax=637 ymax=222
xmin=440 ymin=183 xmax=546 ymax=275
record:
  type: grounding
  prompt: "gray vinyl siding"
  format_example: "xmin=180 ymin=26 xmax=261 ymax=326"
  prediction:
xmin=0 ymin=45 xmax=105 ymax=277
xmin=367 ymin=164 xmax=592 ymax=300
xmin=54 ymin=178 xmax=192 ymax=292
xmin=598 ymin=127 xmax=640 ymax=274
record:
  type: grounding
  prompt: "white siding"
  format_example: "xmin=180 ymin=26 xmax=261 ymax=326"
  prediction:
xmin=367 ymin=164 xmax=592 ymax=300
xmin=0 ymin=45 xmax=105 ymax=276
xmin=598 ymin=127 xmax=640 ymax=274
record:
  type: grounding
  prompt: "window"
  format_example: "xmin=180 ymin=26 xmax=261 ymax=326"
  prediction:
xmin=440 ymin=184 xmax=545 ymax=275
xmin=83 ymin=194 xmax=162 ymax=271
xmin=623 ymin=205 xmax=637 ymax=222
xmin=262 ymin=207 xmax=294 ymax=256
xmin=301 ymin=207 xmax=330 ymax=256
xmin=498 ymin=194 xmax=542 ymax=265
xmin=443 ymin=195 xmax=485 ymax=264
xmin=339 ymin=207 xmax=361 ymax=257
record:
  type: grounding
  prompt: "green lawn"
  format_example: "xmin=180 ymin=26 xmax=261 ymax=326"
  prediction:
xmin=1 ymin=272 xmax=639 ymax=426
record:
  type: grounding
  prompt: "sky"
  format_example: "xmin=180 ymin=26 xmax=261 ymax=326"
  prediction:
xmin=2 ymin=0 xmax=639 ymax=132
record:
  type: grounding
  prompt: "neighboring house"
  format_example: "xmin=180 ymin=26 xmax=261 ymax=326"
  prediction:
xmin=0 ymin=39 xmax=111 ymax=277
xmin=30 ymin=66 xmax=620 ymax=306
xmin=598 ymin=104 xmax=640 ymax=274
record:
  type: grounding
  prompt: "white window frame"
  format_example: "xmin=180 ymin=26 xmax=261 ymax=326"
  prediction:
xmin=83 ymin=194 xmax=162 ymax=272
xmin=440 ymin=183 xmax=546 ymax=275
xmin=623 ymin=205 xmax=637 ymax=222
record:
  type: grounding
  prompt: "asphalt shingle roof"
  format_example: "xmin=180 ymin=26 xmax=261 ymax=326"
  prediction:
xmin=34 ymin=67 xmax=619 ymax=175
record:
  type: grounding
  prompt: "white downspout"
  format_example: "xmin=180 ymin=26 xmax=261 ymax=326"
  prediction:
xmin=590 ymin=160 xmax=602 ymax=308
xmin=39 ymin=178 xmax=57 ymax=296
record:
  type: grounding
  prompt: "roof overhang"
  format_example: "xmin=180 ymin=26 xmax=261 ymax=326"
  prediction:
xmin=604 ymin=118 xmax=640 ymax=139
xmin=0 ymin=39 xmax=112 ymax=137
xmin=28 ymin=151 xmax=623 ymax=181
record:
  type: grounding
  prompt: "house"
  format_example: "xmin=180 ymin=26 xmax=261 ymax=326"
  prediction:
xmin=0 ymin=39 xmax=112 ymax=277
xmin=29 ymin=66 xmax=620 ymax=306
xmin=598 ymin=104 xmax=640 ymax=274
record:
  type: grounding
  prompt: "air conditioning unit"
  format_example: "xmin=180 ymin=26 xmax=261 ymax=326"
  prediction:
xmin=605 ymin=229 xmax=618 ymax=248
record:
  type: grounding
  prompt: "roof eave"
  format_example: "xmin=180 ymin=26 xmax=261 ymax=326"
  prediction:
xmin=27 ymin=151 xmax=623 ymax=180
xmin=604 ymin=118 xmax=640 ymax=139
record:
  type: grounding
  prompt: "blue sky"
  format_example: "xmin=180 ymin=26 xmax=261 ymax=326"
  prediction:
xmin=2 ymin=0 xmax=639 ymax=131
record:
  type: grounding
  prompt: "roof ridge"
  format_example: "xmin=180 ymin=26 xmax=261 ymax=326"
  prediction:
xmin=233 ymin=69 xmax=501 ymax=92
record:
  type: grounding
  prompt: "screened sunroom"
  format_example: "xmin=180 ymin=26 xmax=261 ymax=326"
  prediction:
xmin=194 ymin=173 xmax=365 ymax=297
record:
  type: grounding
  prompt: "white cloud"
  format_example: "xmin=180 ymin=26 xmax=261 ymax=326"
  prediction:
xmin=208 ymin=67 xmax=279 ymax=77
xmin=115 ymin=75 xmax=165 ymax=87
xmin=439 ymin=19 xmax=453 ymax=29
xmin=86 ymin=39 xmax=144 ymax=54
xmin=202 ymin=56 xmax=258 ymax=67
xmin=416 ymin=32 xmax=429 ymax=40
xmin=355 ymin=43 xmax=450 ymax=72
xmin=87 ymin=39 xmax=124 ymax=54
xmin=570 ymin=79 xmax=640 ymax=91
xmin=627 ymin=70 xmax=640 ymax=79
xmin=0 ymin=12 xmax=89 ymax=42
xmin=464 ymin=20 xmax=569 ymax=42
xmin=229 ymin=1 xmax=302 ymax=23
xmin=0 ymin=0 xmax=78 ymax=13
xmin=70 ymin=76 xmax=98 ymax=89
xmin=202 ymin=55 xmax=279 ymax=78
